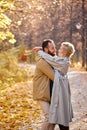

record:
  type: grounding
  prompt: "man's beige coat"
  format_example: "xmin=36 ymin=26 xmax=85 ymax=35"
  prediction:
xmin=33 ymin=58 xmax=54 ymax=102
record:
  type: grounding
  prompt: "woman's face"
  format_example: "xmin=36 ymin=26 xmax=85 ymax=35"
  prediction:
xmin=58 ymin=45 xmax=67 ymax=57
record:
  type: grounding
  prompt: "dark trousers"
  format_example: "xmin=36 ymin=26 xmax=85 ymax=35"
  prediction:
xmin=59 ymin=124 xmax=69 ymax=130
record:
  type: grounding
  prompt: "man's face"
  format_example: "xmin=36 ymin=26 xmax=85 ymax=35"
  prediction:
xmin=47 ymin=42 xmax=56 ymax=56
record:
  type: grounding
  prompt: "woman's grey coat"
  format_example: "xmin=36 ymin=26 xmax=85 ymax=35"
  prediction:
xmin=38 ymin=51 xmax=73 ymax=126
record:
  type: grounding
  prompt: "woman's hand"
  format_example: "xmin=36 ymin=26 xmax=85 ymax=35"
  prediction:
xmin=32 ymin=47 xmax=42 ymax=53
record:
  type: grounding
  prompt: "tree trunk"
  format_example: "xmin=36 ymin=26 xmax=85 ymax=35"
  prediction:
xmin=70 ymin=0 xmax=73 ymax=43
xmin=85 ymin=11 xmax=87 ymax=70
xmin=82 ymin=0 xmax=85 ymax=67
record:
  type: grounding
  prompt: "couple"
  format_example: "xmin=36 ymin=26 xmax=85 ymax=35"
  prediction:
xmin=32 ymin=39 xmax=75 ymax=130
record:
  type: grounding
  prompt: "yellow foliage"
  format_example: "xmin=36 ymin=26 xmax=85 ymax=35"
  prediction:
xmin=0 ymin=48 xmax=30 ymax=89
xmin=0 ymin=32 xmax=6 ymax=40
xmin=0 ymin=1 xmax=16 ymax=50
xmin=9 ymin=38 xmax=16 ymax=44
xmin=0 ymin=13 xmax=11 ymax=28
xmin=0 ymin=31 xmax=16 ymax=44
xmin=0 ymin=0 xmax=14 ymax=11
xmin=0 ymin=82 xmax=43 ymax=130
xmin=6 ymin=31 xmax=14 ymax=38
xmin=0 ymin=21 xmax=7 ymax=28
xmin=0 ymin=46 xmax=43 ymax=129
xmin=0 ymin=49 xmax=43 ymax=130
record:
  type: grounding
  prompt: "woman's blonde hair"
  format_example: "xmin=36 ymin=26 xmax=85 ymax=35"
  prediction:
xmin=61 ymin=42 xmax=75 ymax=57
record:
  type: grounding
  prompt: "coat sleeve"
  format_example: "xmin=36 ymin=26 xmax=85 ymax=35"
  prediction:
xmin=37 ymin=59 xmax=54 ymax=81
xmin=38 ymin=51 xmax=67 ymax=70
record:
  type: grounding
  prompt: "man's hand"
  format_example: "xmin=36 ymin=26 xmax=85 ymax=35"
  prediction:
xmin=32 ymin=47 xmax=42 ymax=53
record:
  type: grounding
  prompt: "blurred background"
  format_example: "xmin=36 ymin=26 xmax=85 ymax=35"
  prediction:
xmin=0 ymin=0 xmax=87 ymax=69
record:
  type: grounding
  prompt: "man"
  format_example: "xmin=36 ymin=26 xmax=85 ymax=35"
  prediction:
xmin=33 ymin=39 xmax=56 ymax=130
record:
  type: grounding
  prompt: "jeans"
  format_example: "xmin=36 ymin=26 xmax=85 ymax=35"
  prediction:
xmin=38 ymin=101 xmax=69 ymax=130
xmin=38 ymin=101 xmax=55 ymax=130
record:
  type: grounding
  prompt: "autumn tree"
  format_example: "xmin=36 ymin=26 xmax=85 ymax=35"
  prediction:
xmin=4 ymin=0 xmax=87 ymax=68
xmin=0 ymin=0 xmax=16 ymax=51
xmin=81 ymin=0 xmax=87 ymax=69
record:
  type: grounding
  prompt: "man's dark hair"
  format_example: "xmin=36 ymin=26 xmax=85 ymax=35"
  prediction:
xmin=42 ymin=39 xmax=54 ymax=51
